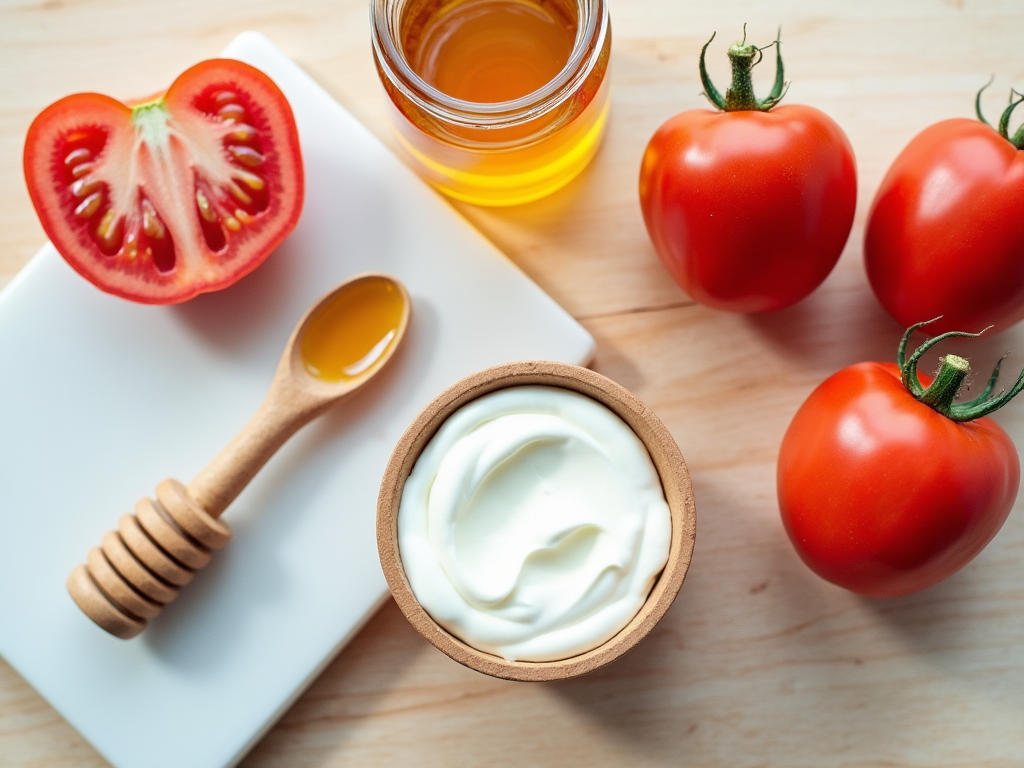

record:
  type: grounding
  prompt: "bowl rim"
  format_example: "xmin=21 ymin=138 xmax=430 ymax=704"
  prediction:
xmin=376 ymin=361 xmax=696 ymax=682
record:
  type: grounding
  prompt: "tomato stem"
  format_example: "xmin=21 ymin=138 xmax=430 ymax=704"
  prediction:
xmin=975 ymin=76 xmax=995 ymax=127
xmin=131 ymin=101 xmax=172 ymax=149
xmin=997 ymin=89 xmax=1024 ymax=148
xmin=917 ymin=354 xmax=969 ymax=417
xmin=898 ymin=318 xmax=1024 ymax=421
xmin=699 ymin=27 xmax=788 ymax=113
xmin=962 ymin=355 xmax=1006 ymax=408
xmin=975 ymin=79 xmax=1024 ymax=149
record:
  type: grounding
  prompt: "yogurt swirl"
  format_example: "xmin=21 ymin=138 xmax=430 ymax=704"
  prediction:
xmin=398 ymin=386 xmax=671 ymax=662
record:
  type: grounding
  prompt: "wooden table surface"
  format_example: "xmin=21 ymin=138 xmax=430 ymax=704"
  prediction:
xmin=2 ymin=0 xmax=1023 ymax=765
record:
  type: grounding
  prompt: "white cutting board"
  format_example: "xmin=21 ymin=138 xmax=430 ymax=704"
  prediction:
xmin=0 ymin=32 xmax=593 ymax=768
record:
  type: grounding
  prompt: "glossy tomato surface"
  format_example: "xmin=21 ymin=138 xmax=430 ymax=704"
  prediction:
xmin=24 ymin=59 xmax=303 ymax=304
xmin=777 ymin=361 xmax=1019 ymax=597
xmin=865 ymin=119 xmax=1024 ymax=334
xmin=639 ymin=105 xmax=856 ymax=313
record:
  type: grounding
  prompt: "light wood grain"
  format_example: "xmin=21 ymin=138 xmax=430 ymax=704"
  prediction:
xmin=2 ymin=0 xmax=1023 ymax=765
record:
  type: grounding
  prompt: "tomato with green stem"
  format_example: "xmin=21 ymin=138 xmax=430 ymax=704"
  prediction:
xmin=639 ymin=29 xmax=856 ymax=313
xmin=865 ymin=82 xmax=1024 ymax=334
xmin=777 ymin=320 xmax=1023 ymax=597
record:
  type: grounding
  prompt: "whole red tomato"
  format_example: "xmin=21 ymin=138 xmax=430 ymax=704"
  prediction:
xmin=639 ymin=32 xmax=856 ymax=313
xmin=865 ymin=88 xmax=1024 ymax=334
xmin=777 ymin=321 xmax=1022 ymax=597
xmin=23 ymin=59 xmax=304 ymax=304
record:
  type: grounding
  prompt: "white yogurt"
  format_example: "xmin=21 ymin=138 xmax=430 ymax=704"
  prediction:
xmin=398 ymin=386 xmax=672 ymax=662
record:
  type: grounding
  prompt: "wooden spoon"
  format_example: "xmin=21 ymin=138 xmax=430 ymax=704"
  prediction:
xmin=68 ymin=273 xmax=411 ymax=639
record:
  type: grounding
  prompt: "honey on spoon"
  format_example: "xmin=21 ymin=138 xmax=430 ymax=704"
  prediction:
xmin=300 ymin=276 xmax=406 ymax=381
xmin=67 ymin=273 xmax=411 ymax=639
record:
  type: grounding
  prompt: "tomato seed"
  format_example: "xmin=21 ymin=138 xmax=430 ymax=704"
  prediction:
xmin=218 ymin=104 xmax=247 ymax=123
xmin=228 ymin=124 xmax=257 ymax=142
xmin=96 ymin=209 xmax=114 ymax=235
xmin=234 ymin=209 xmax=255 ymax=225
xmin=71 ymin=162 xmax=95 ymax=180
xmin=195 ymin=189 xmax=218 ymax=223
xmin=74 ymin=192 xmax=103 ymax=219
xmin=141 ymin=199 xmax=167 ymax=239
xmin=228 ymin=145 xmax=265 ymax=167
xmin=71 ymin=177 xmax=101 ymax=198
xmin=214 ymin=91 xmax=239 ymax=106
xmin=64 ymin=148 xmax=92 ymax=166
xmin=228 ymin=181 xmax=252 ymax=205
xmin=233 ymin=169 xmax=265 ymax=191
xmin=94 ymin=209 xmax=124 ymax=254
xmin=223 ymin=215 xmax=241 ymax=232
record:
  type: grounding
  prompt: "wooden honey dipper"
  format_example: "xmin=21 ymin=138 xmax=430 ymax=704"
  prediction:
xmin=67 ymin=273 xmax=411 ymax=639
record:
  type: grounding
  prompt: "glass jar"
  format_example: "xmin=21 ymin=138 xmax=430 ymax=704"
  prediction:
xmin=371 ymin=0 xmax=611 ymax=206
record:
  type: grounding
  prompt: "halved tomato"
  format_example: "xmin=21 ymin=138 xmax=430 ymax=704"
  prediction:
xmin=24 ymin=59 xmax=304 ymax=304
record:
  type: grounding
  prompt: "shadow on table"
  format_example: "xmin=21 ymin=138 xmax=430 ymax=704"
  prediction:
xmin=742 ymin=267 xmax=901 ymax=371
xmin=742 ymin=257 xmax=1024 ymax=384
xmin=859 ymin=533 xmax=1024 ymax=670
xmin=172 ymin=229 xmax=301 ymax=358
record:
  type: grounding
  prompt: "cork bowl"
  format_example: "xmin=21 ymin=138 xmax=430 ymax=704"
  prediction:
xmin=376 ymin=361 xmax=697 ymax=682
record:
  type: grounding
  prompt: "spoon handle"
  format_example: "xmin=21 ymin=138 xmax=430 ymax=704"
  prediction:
xmin=65 ymin=381 xmax=329 ymax=640
xmin=187 ymin=379 xmax=327 ymax=518
xmin=66 ymin=273 xmax=410 ymax=639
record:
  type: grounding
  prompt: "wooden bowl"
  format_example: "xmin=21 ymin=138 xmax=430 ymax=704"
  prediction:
xmin=377 ymin=361 xmax=696 ymax=681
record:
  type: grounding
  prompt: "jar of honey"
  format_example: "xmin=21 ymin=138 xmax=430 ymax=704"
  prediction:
xmin=371 ymin=0 xmax=611 ymax=206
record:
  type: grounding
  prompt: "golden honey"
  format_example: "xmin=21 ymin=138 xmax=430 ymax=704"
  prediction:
xmin=406 ymin=0 xmax=574 ymax=103
xmin=300 ymin=277 xmax=406 ymax=382
xmin=372 ymin=0 xmax=611 ymax=206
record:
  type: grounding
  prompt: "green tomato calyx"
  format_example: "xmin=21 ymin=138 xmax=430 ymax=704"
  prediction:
xmin=699 ymin=25 xmax=788 ymax=113
xmin=131 ymin=100 xmax=172 ymax=149
xmin=975 ymin=78 xmax=1024 ymax=149
xmin=898 ymin=318 xmax=1024 ymax=422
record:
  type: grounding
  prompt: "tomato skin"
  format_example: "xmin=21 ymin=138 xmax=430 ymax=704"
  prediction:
xmin=777 ymin=362 xmax=1019 ymax=597
xmin=865 ymin=119 xmax=1024 ymax=334
xmin=23 ymin=59 xmax=304 ymax=305
xmin=639 ymin=105 xmax=857 ymax=313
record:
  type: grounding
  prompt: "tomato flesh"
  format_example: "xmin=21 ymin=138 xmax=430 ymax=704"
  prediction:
xmin=777 ymin=362 xmax=1019 ymax=597
xmin=24 ymin=59 xmax=303 ymax=304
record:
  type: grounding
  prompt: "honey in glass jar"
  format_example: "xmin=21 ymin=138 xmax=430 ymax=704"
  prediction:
xmin=371 ymin=0 xmax=611 ymax=206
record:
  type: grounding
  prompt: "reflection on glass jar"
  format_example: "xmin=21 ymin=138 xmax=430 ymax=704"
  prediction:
xmin=371 ymin=0 xmax=611 ymax=206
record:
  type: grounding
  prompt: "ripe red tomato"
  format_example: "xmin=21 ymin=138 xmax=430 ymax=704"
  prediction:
xmin=865 ymin=95 xmax=1024 ymax=334
xmin=777 ymin=324 xmax=1021 ymax=597
xmin=639 ymin=32 xmax=856 ymax=313
xmin=23 ymin=59 xmax=304 ymax=304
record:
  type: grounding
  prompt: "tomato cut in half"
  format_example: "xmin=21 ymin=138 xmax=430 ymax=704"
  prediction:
xmin=24 ymin=59 xmax=304 ymax=304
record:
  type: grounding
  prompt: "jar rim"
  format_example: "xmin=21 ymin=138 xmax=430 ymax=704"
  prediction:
xmin=371 ymin=0 xmax=609 ymax=129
